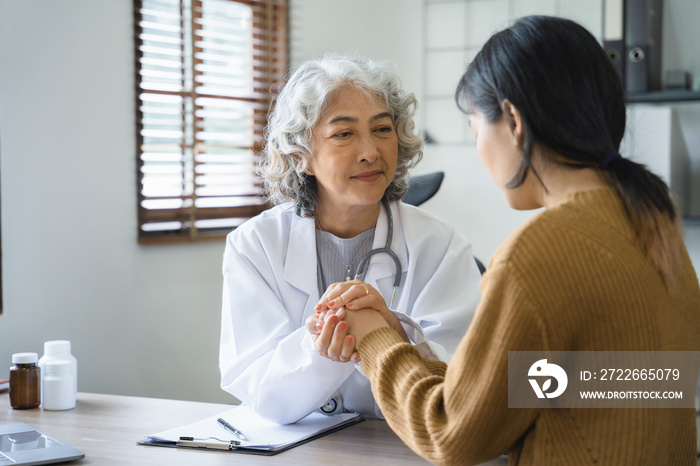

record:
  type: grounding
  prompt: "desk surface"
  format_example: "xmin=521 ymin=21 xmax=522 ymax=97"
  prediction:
xmin=0 ymin=392 xmax=509 ymax=465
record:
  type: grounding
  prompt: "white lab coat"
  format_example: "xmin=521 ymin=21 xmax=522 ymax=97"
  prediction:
xmin=219 ymin=201 xmax=481 ymax=424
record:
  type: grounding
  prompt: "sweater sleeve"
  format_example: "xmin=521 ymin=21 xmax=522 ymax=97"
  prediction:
xmin=358 ymin=253 xmax=544 ymax=466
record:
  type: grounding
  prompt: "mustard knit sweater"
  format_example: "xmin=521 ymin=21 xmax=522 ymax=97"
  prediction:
xmin=358 ymin=188 xmax=700 ymax=466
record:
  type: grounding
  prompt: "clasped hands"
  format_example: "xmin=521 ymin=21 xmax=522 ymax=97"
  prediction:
xmin=305 ymin=280 xmax=409 ymax=363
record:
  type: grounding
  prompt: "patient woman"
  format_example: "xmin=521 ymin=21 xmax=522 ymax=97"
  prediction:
xmin=219 ymin=55 xmax=481 ymax=424
xmin=318 ymin=17 xmax=700 ymax=465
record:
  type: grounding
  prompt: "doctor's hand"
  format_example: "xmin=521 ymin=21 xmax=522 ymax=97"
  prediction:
xmin=315 ymin=280 xmax=409 ymax=343
xmin=305 ymin=308 xmax=360 ymax=363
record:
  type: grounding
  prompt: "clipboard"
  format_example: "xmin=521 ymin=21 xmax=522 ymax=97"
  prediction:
xmin=138 ymin=405 xmax=363 ymax=456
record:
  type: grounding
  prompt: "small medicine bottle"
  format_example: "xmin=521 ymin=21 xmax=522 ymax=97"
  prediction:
xmin=39 ymin=340 xmax=77 ymax=411
xmin=9 ymin=352 xmax=41 ymax=409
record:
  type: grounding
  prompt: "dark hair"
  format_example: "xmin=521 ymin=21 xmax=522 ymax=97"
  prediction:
xmin=456 ymin=15 xmax=682 ymax=288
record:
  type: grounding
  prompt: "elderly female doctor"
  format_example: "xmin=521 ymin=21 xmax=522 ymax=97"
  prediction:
xmin=219 ymin=55 xmax=481 ymax=424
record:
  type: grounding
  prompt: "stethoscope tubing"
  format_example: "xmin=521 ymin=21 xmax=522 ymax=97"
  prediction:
xmin=315 ymin=198 xmax=402 ymax=307
xmin=354 ymin=198 xmax=402 ymax=289
xmin=314 ymin=199 xmax=403 ymax=416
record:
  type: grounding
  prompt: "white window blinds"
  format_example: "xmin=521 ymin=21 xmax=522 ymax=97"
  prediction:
xmin=134 ymin=0 xmax=287 ymax=243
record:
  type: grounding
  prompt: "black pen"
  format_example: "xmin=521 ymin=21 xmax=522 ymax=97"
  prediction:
xmin=217 ymin=417 xmax=248 ymax=441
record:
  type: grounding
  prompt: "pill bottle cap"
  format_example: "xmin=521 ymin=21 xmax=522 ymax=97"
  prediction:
xmin=44 ymin=360 xmax=72 ymax=375
xmin=12 ymin=352 xmax=38 ymax=364
xmin=44 ymin=341 xmax=71 ymax=356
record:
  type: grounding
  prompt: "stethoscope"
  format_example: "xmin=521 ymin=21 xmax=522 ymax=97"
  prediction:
xmin=314 ymin=198 xmax=403 ymax=416
xmin=315 ymin=198 xmax=403 ymax=308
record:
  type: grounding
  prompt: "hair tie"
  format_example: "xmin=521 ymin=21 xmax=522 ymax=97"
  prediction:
xmin=602 ymin=152 xmax=621 ymax=170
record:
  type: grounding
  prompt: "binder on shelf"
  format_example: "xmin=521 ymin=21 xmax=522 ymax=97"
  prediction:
xmin=624 ymin=0 xmax=663 ymax=93
xmin=603 ymin=0 xmax=626 ymax=83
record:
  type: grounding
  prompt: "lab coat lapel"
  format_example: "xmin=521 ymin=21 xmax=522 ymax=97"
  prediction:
xmin=283 ymin=213 xmax=319 ymax=302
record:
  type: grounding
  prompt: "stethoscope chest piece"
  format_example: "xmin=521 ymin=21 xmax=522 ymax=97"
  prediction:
xmin=318 ymin=391 xmax=344 ymax=416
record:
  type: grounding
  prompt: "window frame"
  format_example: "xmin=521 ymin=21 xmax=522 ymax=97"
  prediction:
xmin=133 ymin=0 xmax=288 ymax=244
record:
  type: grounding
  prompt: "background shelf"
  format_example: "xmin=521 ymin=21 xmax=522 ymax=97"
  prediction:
xmin=628 ymin=90 xmax=700 ymax=103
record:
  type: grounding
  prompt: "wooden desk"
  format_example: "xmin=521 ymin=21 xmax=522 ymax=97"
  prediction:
xmin=0 ymin=392 xmax=431 ymax=465
xmin=0 ymin=392 xmax=510 ymax=465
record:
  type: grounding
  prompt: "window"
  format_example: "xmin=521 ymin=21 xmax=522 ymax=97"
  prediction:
xmin=134 ymin=0 xmax=288 ymax=243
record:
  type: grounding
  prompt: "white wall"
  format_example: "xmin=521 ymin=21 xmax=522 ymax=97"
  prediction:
xmin=1 ymin=0 xmax=698 ymax=404
xmin=289 ymin=0 xmax=536 ymax=263
xmin=292 ymin=0 xmax=700 ymax=267
xmin=0 ymin=0 xmax=428 ymax=405
xmin=417 ymin=0 xmax=700 ymax=267
xmin=0 ymin=0 xmax=231 ymax=404
xmin=290 ymin=0 xmax=424 ymax=106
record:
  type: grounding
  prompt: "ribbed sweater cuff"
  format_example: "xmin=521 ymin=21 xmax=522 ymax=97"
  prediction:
xmin=358 ymin=326 xmax=406 ymax=378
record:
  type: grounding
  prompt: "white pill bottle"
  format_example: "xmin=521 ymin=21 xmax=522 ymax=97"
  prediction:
xmin=39 ymin=340 xmax=77 ymax=410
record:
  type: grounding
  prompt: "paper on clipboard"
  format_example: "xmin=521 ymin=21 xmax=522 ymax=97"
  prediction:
xmin=139 ymin=405 xmax=362 ymax=454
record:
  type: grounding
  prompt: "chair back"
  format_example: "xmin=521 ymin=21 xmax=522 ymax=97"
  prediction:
xmin=403 ymin=171 xmax=445 ymax=206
